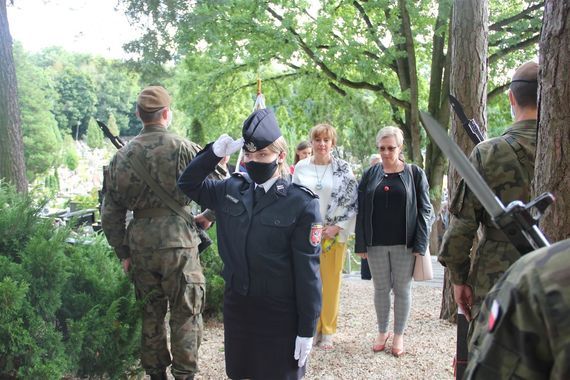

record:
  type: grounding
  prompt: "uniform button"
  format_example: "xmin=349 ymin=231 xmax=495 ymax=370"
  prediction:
xmin=274 ymin=219 xmax=281 ymax=225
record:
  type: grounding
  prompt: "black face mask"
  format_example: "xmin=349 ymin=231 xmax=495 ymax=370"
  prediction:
xmin=245 ymin=159 xmax=278 ymax=184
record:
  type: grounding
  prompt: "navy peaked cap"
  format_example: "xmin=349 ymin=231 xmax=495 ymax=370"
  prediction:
xmin=242 ymin=109 xmax=282 ymax=152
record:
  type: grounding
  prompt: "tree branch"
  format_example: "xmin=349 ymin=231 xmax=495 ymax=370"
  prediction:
xmin=352 ymin=1 xmax=387 ymax=52
xmin=266 ymin=5 xmax=410 ymax=110
xmin=234 ymin=72 xmax=303 ymax=92
xmin=487 ymin=82 xmax=511 ymax=102
xmin=352 ymin=1 xmax=398 ymax=72
xmin=489 ymin=34 xmax=540 ymax=64
xmin=489 ymin=2 xmax=543 ymax=32
xmin=328 ymin=82 xmax=348 ymax=96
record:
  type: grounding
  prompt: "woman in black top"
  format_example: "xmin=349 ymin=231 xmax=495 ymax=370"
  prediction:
xmin=355 ymin=126 xmax=433 ymax=357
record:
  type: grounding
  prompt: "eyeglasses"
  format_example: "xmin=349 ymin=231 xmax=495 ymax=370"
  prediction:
xmin=378 ymin=146 xmax=398 ymax=152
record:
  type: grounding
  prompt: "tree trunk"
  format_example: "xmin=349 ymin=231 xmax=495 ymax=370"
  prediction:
xmin=0 ymin=0 xmax=27 ymax=192
xmin=440 ymin=0 xmax=488 ymax=321
xmin=534 ymin=1 xmax=570 ymax=241
xmin=426 ymin=0 xmax=452 ymax=258
xmin=398 ymin=0 xmax=422 ymax=166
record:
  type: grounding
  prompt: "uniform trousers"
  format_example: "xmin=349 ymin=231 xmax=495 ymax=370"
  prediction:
xmin=366 ymin=244 xmax=415 ymax=335
xmin=131 ymin=247 xmax=204 ymax=378
xmin=316 ymin=239 xmax=346 ymax=335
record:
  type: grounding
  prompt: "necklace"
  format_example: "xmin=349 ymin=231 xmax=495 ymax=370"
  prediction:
xmin=313 ymin=161 xmax=330 ymax=190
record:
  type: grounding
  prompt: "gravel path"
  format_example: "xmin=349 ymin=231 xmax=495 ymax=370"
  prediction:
xmin=194 ymin=274 xmax=456 ymax=380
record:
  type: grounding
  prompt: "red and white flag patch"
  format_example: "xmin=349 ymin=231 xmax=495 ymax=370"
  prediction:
xmin=310 ymin=223 xmax=323 ymax=247
xmin=488 ymin=300 xmax=501 ymax=332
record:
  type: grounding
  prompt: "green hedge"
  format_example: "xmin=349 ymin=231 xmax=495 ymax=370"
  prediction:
xmin=0 ymin=183 xmax=226 ymax=378
xmin=200 ymin=225 xmax=225 ymax=319
xmin=0 ymin=183 xmax=141 ymax=379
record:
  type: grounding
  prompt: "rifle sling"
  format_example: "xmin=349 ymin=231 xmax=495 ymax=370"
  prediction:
xmin=127 ymin=152 xmax=195 ymax=227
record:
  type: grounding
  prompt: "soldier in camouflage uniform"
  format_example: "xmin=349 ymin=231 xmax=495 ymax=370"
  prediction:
xmin=101 ymin=86 xmax=210 ymax=380
xmin=464 ymin=238 xmax=570 ymax=379
xmin=438 ymin=62 xmax=539 ymax=335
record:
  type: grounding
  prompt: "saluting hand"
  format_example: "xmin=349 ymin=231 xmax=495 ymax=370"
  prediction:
xmin=213 ymin=134 xmax=244 ymax=157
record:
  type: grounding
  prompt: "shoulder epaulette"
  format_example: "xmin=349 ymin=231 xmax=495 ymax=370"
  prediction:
xmin=293 ymin=183 xmax=319 ymax=198
xmin=230 ymin=172 xmax=251 ymax=182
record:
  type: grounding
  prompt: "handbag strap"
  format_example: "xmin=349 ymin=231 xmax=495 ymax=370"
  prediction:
xmin=127 ymin=151 xmax=194 ymax=226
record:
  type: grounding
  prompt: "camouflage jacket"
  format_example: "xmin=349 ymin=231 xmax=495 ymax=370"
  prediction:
xmin=465 ymin=239 xmax=570 ymax=379
xmin=439 ymin=120 xmax=537 ymax=302
xmin=101 ymin=124 xmax=202 ymax=259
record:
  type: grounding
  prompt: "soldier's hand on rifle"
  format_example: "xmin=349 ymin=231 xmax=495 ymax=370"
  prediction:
xmin=195 ymin=212 xmax=213 ymax=230
xmin=453 ymin=284 xmax=474 ymax=321
xmin=213 ymin=134 xmax=244 ymax=158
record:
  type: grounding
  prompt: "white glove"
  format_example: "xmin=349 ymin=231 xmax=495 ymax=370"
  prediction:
xmin=212 ymin=134 xmax=244 ymax=158
xmin=294 ymin=336 xmax=313 ymax=367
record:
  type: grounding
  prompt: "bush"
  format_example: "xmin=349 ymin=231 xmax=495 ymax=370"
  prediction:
xmin=0 ymin=183 xmax=141 ymax=379
xmin=200 ymin=225 xmax=225 ymax=318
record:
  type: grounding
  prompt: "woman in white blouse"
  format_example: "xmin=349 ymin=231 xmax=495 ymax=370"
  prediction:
xmin=292 ymin=123 xmax=358 ymax=350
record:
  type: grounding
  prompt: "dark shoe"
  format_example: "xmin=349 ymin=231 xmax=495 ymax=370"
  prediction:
xmin=175 ymin=376 xmax=194 ymax=380
xmin=150 ymin=372 xmax=167 ymax=380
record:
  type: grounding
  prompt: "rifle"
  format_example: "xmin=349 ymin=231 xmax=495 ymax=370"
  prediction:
xmin=96 ymin=120 xmax=125 ymax=149
xmin=420 ymin=111 xmax=553 ymax=380
xmin=97 ymin=120 xmax=213 ymax=253
xmin=449 ymin=94 xmax=485 ymax=145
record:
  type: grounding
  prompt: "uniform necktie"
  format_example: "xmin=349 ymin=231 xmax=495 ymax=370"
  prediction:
xmin=254 ymin=186 xmax=265 ymax=204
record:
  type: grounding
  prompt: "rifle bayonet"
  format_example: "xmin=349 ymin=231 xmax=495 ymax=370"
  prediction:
xmin=449 ymin=94 xmax=485 ymax=144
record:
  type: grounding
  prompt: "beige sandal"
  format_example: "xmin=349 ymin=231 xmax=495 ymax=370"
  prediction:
xmin=319 ymin=334 xmax=334 ymax=350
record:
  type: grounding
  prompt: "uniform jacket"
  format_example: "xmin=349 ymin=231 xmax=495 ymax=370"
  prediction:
xmin=354 ymin=162 xmax=433 ymax=255
xmin=177 ymin=145 xmax=323 ymax=337
xmin=465 ymin=239 xmax=570 ymax=380
xmin=439 ymin=120 xmax=537 ymax=305
xmin=101 ymin=124 xmax=201 ymax=259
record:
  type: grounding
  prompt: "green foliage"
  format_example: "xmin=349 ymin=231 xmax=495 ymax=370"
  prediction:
xmin=52 ymin=67 xmax=98 ymax=139
xmin=63 ymin=136 xmax=80 ymax=170
xmin=29 ymin=47 xmax=141 ymax=138
xmin=13 ymin=43 xmax=64 ymax=181
xmin=200 ymin=225 xmax=225 ymax=318
xmin=190 ymin=118 xmax=206 ymax=146
xmin=0 ymin=184 xmax=140 ymax=379
xmin=70 ymin=189 xmax=100 ymax=211
xmin=86 ymin=117 xmax=105 ymax=148
xmin=107 ymin=112 xmax=121 ymax=136
xmin=122 ymin=0 xmax=541 ymax=171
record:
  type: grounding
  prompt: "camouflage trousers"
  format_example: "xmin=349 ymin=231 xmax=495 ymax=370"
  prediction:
xmin=131 ymin=246 xmax=205 ymax=378
xmin=467 ymin=238 xmax=521 ymax=342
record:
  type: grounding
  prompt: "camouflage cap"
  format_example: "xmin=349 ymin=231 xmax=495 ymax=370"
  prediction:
xmin=137 ymin=85 xmax=171 ymax=112
xmin=242 ymin=109 xmax=282 ymax=152
xmin=511 ymin=61 xmax=538 ymax=84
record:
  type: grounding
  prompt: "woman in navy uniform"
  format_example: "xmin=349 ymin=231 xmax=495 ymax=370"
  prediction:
xmin=178 ymin=109 xmax=322 ymax=380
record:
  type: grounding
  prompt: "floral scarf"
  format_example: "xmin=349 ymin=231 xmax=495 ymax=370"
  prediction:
xmin=325 ymin=157 xmax=358 ymax=226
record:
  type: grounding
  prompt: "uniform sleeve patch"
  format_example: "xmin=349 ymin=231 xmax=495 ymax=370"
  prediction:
xmin=310 ymin=223 xmax=323 ymax=247
xmin=488 ymin=300 xmax=501 ymax=332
